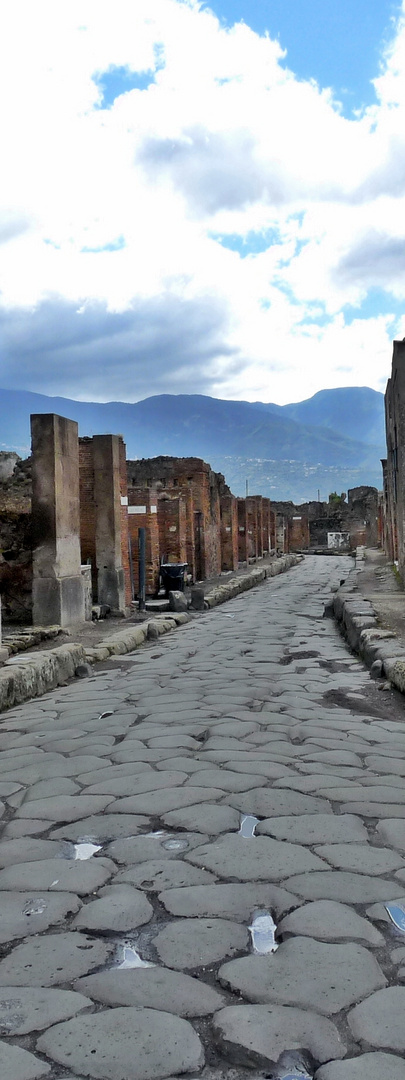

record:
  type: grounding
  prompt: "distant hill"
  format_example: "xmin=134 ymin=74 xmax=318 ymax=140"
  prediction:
xmin=0 ymin=385 xmax=385 ymax=502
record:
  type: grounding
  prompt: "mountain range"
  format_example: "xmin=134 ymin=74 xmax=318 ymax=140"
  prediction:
xmin=0 ymin=385 xmax=385 ymax=502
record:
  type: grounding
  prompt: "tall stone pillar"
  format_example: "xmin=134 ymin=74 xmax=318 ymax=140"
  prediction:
xmin=31 ymin=414 xmax=85 ymax=627
xmin=93 ymin=435 xmax=126 ymax=613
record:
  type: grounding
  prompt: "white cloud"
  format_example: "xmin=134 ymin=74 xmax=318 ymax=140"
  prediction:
xmin=0 ymin=0 xmax=404 ymax=404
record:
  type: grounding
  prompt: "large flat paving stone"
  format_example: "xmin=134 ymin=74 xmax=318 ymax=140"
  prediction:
xmin=15 ymin=795 xmax=113 ymax=822
xmin=153 ymin=917 xmax=248 ymax=969
xmin=109 ymin=787 xmax=227 ymax=815
xmin=186 ymin=834 xmax=329 ymax=880
xmin=0 ymin=857 xmax=115 ymax=895
xmin=0 ymin=891 xmax=82 ymax=943
xmin=117 ymin=860 xmax=216 ymax=891
xmin=72 ymin=884 xmax=153 ymax=931
xmin=105 ymin=833 xmax=208 ymax=864
xmin=376 ymin=819 xmax=405 ymax=853
xmin=0 ymin=933 xmax=114 ymax=986
xmin=183 ymin=770 xmax=261 ymax=792
xmin=284 ymin=871 xmax=405 ymax=903
xmin=348 ymin=987 xmax=405 ymax=1049
xmin=158 ymin=881 xmax=297 ymax=919
xmin=50 ymin=813 xmax=151 ymax=841
xmin=0 ymin=986 xmax=92 ymax=1034
xmin=37 ymin=1006 xmax=205 ymax=1079
xmin=314 ymin=843 xmax=404 ymax=875
xmin=277 ymin=900 xmax=384 ymax=946
xmin=257 ymin=814 xmax=367 ymax=844
xmin=0 ymin=838 xmax=63 ymax=866
xmin=228 ymin=790 xmax=332 ymax=816
xmin=219 ymin=937 xmax=387 ymax=1014
xmin=163 ymin=804 xmax=240 ymax=835
xmin=316 ymin=784 xmax=405 ymax=803
xmin=213 ymin=1004 xmax=346 ymax=1069
xmin=316 ymin=1053 xmax=405 ymax=1079
xmin=83 ymin=770 xmax=189 ymax=796
xmin=341 ymin=802 xmax=405 ymax=817
xmin=75 ymin=967 xmax=225 ymax=1016
xmin=0 ymin=1041 xmax=51 ymax=1080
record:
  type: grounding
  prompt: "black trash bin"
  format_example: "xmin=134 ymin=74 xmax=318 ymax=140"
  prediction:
xmin=160 ymin=562 xmax=188 ymax=597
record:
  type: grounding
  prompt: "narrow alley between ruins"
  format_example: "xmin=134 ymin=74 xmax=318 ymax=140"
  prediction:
xmin=1 ymin=555 xmax=405 ymax=1080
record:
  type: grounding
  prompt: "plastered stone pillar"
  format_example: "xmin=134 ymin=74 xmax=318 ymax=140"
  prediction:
xmin=93 ymin=434 xmax=126 ymax=613
xmin=31 ymin=414 xmax=85 ymax=627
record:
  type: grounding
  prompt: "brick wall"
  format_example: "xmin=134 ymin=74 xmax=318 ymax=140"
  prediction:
xmin=79 ymin=438 xmax=96 ymax=596
xmin=237 ymin=499 xmax=248 ymax=562
xmin=118 ymin=438 xmax=132 ymax=606
xmin=220 ymin=495 xmax=238 ymax=571
xmin=287 ymin=514 xmax=310 ymax=551
xmin=158 ymin=497 xmax=187 ymax=565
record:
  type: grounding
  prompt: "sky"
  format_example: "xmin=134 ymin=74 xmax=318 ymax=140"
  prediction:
xmin=1 ymin=0 xmax=405 ymax=406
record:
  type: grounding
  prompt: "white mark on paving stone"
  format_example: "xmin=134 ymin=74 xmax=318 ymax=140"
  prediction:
xmin=73 ymin=842 xmax=102 ymax=860
xmin=22 ymin=898 xmax=47 ymax=916
xmin=117 ymin=943 xmax=155 ymax=969
xmin=249 ymin=910 xmax=278 ymax=954
xmin=161 ymin=837 xmax=189 ymax=851
xmin=239 ymin=814 xmax=259 ymax=838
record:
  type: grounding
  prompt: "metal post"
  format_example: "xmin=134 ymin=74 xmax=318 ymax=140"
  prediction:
xmin=138 ymin=527 xmax=146 ymax=611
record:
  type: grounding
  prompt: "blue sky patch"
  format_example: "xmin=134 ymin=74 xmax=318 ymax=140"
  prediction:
xmin=81 ymin=236 xmax=126 ymax=254
xmin=211 ymin=227 xmax=281 ymax=256
xmin=343 ymin=286 xmax=402 ymax=325
xmin=95 ymin=66 xmax=155 ymax=109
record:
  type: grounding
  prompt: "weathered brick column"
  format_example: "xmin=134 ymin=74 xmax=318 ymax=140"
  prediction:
xmin=31 ymin=413 xmax=85 ymax=627
xmin=93 ymin=435 xmax=126 ymax=613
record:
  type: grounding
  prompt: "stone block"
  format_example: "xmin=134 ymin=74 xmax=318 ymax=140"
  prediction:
xmin=168 ymin=590 xmax=188 ymax=612
xmin=33 ymin=575 xmax=85 ymax=629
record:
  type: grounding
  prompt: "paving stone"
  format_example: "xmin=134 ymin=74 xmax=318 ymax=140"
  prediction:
xmin=37 ymin=1006 xmax=205 ymax=1079
xmin=228 ymin=789 xmax=332 ymax=817
xmin=0 ymin=986 xmax=93 ymax=1034
xmin=221 ymin=760 xmax=294 ymax=779
xmin=186 ymin=834 xmax=329 ymax=880
xmin=108 ymin=787 xmax=227 ymax=815
xmin=313 ymin=843 xmax=404 ymax=875
xmin=154 ymin=917 xmax=248 ymax=969
xmin=348 ymin=987 xmax=405 ymax=1049
xmin=0 ymin=891 xmax=82 ymax=943
xmin=77 ymin=762 xmax=154 ymax=785
xmin=75 ymin=967 xmax=225 ymax=1016
xmin=376 ymin=819 xmax=405 ymax=853
xmin=0 ymin=1041 xmax=51 ymax=1079
xmin=15 ymin=794 xmax=113 ymax=821
xmin=116 ymin=859 xmax=216 ymax=891
xmin=25 ymin=777 xmax=80 ymax=801
xmin=0 ymin=857 xmax=115 ymax=895
xmin=219 ymin=936 xmax=386 ymax=1013
xmin=301 ymin=751 xmax=363 ymax=766
xmin=212 ymin=1004 xmax=346 ymax=1068
xmin=278 ymin=900 xmax=384 ymax=945
xmin=163 ymin=804 xmax=240 ymax=835
xmin=316 ymin=785 xmax=405 ymax=803
xmin=0 ymin=933 xmax=114 ymax=986
xmin=315 ymin=1053 xmax=405 ymax=1079
xmin=1 ymin=820 xmax=50 ymax=839
xmin=72 ymin=884 xmax=153 ymax=931
xmin=83 ymin=770 xmax=189 ymax=796
xmin=158 ymin=881 xmax=297 ymax=919
xmin=283 ymin=872 xmax=405 ymax=903
xmin=366 ymin=756 xmax=405 ymax=776
xmin=105 ymin=833 xmax=209 ymax=864
xmin=183 ymin=770 xmax=261 ymax=792
xmin=50 ymin=813 xmax=151 ymax=841
xmin=256 ymin=814 xmax=367 ymax=844
xmin=0 ymin=838 xmax=63 ymax=866
xmin=341 ymin=802 xmax=405 ymax=817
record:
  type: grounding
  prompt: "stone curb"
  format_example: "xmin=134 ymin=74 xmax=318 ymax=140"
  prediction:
xmin=332 ymin=550 xmax=405 ymax=694
xmin=0 ymin=554 xmax=301 ymax=713
xmin=0 ymin=642 xmax=87 ymax=712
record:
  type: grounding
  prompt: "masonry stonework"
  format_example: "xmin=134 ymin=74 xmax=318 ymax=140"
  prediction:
xmin=31 ymin=414 xmax=85 ymax=627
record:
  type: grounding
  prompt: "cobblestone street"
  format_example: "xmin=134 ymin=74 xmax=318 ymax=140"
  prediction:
xmin=1 ymin=555 xmax=405 ymax=1079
